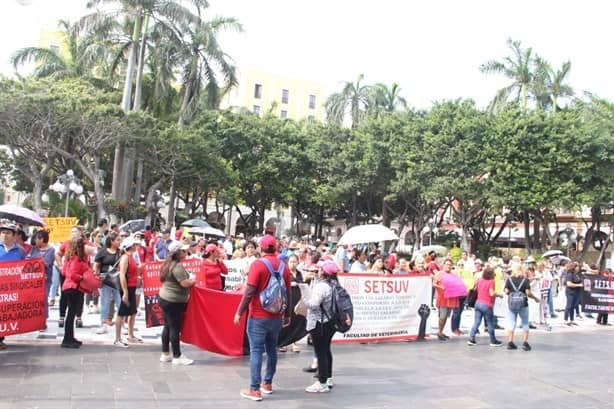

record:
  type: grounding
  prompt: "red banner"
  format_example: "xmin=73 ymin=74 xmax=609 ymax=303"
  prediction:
xmin=181 ymin=287 xmax=246 ymax=356
xmin=142 ymin=259 xmax=205 ymax=327
xmin=0 ymin=259 xmax=46 ymax=336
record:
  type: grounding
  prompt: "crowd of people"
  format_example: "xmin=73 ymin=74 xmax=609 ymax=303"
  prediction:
xmin=0 ymin=216 xmax=612 ymax=400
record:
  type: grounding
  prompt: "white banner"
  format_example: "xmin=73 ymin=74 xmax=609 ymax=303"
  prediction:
xmin=222 ymin=259 xmax=246 ymax=292
xmin=333 ymin=273 xmax=432 ymax=344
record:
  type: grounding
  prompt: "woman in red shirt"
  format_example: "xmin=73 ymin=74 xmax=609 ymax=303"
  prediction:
xmin=114 ymin=237 xmax=141 ymax=347
xmin=61 ymin=237 xmax=89 ymax=349
xmin=467 ymin=267 xmax=503 ymax=346
xmin=202 ymin=243 xmax=228 ymax=290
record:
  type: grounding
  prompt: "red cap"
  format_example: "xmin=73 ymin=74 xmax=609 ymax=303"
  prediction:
xmin=259 ymin=234 xmax=277 ymax=252
xmin=205 ymin=243 xmax=218 ymax=254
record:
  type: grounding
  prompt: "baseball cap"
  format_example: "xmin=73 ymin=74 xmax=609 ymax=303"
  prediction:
xmin=168 ymin=240 xmax=189 ymax=255
xmin=120 ymin=236 xmax=137 ymax=250
xmin=318 ymin=260 xmax=339 ymax=275
xmin=260 ymin=235 xmax=277 ymax=252
xmin=0 ymin=220 xmax=18 ymax=232
xmin=205 ymin=243 xmax=219 ymax=254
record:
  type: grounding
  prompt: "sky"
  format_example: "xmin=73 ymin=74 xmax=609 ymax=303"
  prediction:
xmin=2 ymin=0 xmax=613 ymax=109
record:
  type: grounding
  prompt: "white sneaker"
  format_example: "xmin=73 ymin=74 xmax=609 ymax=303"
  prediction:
xmin=113 ymin=340 xmax=129 ymax=348
xmin=326 ymin=378 xmax=334 ymax=389
xmin=172 ymin=354 xmax=194 ymax=365
xmin=305 ymin=381 xmax=329 ymax=393
xmin=95 ymin=325 xmax=108 ymax=335
xmin=159 ymin=353 xmax=172 ymax=363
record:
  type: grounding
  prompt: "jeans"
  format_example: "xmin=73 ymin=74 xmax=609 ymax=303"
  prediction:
xmin=548 ymin=288 xmax=555 ymax=316
xmin=49 ymin=265 xmax=60 ymax=301
xmin=565 ymin=291 xmax=581 ymax=321
xmin=159 ymin=298 xmax=187 ymax=358
xmin=99 ymin=285 xmax=121 ymax=325
xmin=451 ymin=296 xmax=466 ymax=331
xmin=311 ymin=321 xmax=336 ymax=383
xmin=45 ymin=275 xmax=52 ymax=319
xmin=470 ymin=302 xmax=497 ymax=342
xmin=62 ymin=289 xmax=81 ymax=344
xmin=246 ymin=317 xmax=282 ymax=391
xmin=507 ymin=306 xmax=529 ymax=331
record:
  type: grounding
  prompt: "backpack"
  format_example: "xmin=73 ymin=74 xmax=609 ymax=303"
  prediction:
xmin=508 ymin=278 xmax=527 ymax=313
xmin=321 ymin=279 xmax=354 ymax=333
xmin=258 ymin=258 xmax=288 ymax=314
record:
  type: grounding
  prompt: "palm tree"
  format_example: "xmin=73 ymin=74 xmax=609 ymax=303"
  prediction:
xmin=480 ymin=38 xmax=534 ymax=111
xmin=371 ymin=82 xmax=408 ymax=114
xmin=325 ymin=74 xmax=375 ymax=128
xmin=11 ymin=19 xmax=107 ymax=85
xmin=534 ymin=58 xmax=573 ymax=113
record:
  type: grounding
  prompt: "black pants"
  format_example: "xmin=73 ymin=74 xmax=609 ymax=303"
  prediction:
xmin=62 ymin=289 xmax=82 ymax=344
xmin=310 ymin=321 xmax=336 ymax=384
xmin=59 ymin=277 xmax=84 ymax=319
xmin=597 ymin=313 xmax=608 ymax=324
xmin=159 ymin=298 xmax=187 ymax=358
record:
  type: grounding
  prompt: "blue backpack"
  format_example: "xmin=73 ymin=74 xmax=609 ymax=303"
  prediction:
xmin=259 ymin=258 xmax=287 ymax=314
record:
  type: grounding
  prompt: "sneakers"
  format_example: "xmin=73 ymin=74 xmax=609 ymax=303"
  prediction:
xmin=305 ymin=381 xmax=330 ymax=393
xmin=326 ymin=378 xmax=334 ymax=389
xmin=260 ymin=383 xmax=273 ymax=394
xmin=58 ymin=318 xmax=65 ymax=328
xmin=159 ymin=353 xmax=172 ymax=363
xmin=113 ymin=340 xmax=129 ymax=348
xmin=302 ymin=366 xmax=318 ymax=373
xmin=490 ymin=340 xmax=503 ymax=347
xmin=95 ymin=325 xmax=108 ymax=335
xmin=172 ymin=354 xmax=194 ymax=365
xmin=240 ymin=389 xmax=263 ymax=401
xmin=467 ymin=338 xmax=477 ymax=346
xmin=437 ymin=334 xmax=449 ymax=341
xmin=507 ymin=342 xmax=517 ymax=350
xmin=522 ymin=342 xmax=532 ymax=351
xmin=76 ymin=318 xmax=83 ymax=328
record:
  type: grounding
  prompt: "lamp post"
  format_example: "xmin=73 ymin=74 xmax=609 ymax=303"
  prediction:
xmin=427 ymin=218 xmax=436 ymax=246
xmin=50 ymin=170 xmax=83 ymax=217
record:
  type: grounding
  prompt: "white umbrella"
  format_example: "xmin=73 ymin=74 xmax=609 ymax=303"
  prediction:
xmin=543 ymin=250 xmax=564 ymax=258
xmin=188 ymin=226 xmax=226 ymax=238
xmin=338 ymin=224 xmax=399 ymax=245
xmin=551 ymin=255 xmax=571 ymax=265
xmin=415 ymin=245 xmax=448 ymax=255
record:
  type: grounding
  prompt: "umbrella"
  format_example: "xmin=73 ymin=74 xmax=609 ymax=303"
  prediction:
xmin=542 ymin=250 xmax=564 ymax=258
xmin=415 ymin=245 xmax=448 ymax=256
xmin=551 ymin=255 xmax=571 ymax=265
xmin=188 ymin=226 xmax=226 ymax=238
xmin=0 ymin=204 xmax=45 ymax=226
xmin=338 ymin=224 xmax=399 ymax=245
xmin=181 ymin=218 xmax=210 ymax=228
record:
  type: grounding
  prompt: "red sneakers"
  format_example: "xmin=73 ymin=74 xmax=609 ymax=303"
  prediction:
xmin=240 ymin=389 xmax=263 ymax=401
xmin=260 ymin=383 xmax=273 ymax=394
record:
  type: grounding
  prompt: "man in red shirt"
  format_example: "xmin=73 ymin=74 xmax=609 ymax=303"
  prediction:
xmin=234 ymin=235 xmax=292 ymax=401
xmin=432 ymin=258 xmax=460 ymax=341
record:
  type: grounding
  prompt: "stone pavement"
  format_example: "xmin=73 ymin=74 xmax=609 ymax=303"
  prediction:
xmin=1 ymin=299 xmax=613 ymax=409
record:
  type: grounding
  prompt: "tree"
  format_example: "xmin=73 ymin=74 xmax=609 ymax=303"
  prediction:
xmin=534 ymin=58 xmax=574 ymax=113
xmin=325 ymin=74 xmax=375 ymax=128
xmin=371 ymin=82 xmax=408 ymax=114
xmin=480 ymin=38 xmax=535 ymax=111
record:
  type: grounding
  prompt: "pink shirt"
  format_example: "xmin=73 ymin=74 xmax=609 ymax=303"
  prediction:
xmin=476 ymin=278 xmax=495 ymax=307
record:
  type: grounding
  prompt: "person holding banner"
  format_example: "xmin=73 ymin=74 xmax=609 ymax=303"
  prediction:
xmin=234 ymin=235 xmax=292 ymax=402
xmin=28 ymin=230 xmax=56 ymax=321
xmin=202 ymin=243 xmax=227 ymax=291
xmin=159 ymin=241 xmax=195 ymax=364
xmin=60 ymin=237 xmax=89 ymax=349
xmin=0 ymin=220 xmax=26 ymax=349
xmin=432 ymin=259 xmax=461 ymax=341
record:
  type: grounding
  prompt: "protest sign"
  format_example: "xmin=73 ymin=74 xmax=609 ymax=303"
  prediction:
xmin=42 ymin=217 xmax=78 ymax=243
xmin=581 ymin=274 xmax=614 ymax=313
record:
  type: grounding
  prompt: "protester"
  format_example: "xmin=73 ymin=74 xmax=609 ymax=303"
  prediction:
xmin=467 ymin=266 xmax=503 ymax=346
xmin=15 ymin=229 xmax=31 ymax=255
xmin=505 ymin=263 xmax=540 ymax=351
xmin=202 ymin=243 xmax=228 ymax=290
xmin=335 ymin=243 xmax=350 ymax=273
xmin=234 ymin=235 xmax=292 ymax=401
xmin=279 ymin=253 xmax=303 ymax=353
xmin=27 ymin=230 xmax=56 ymax=320
xmin=564 ymin=262 xmax=583 ymax=326
xmin=349 ymin=248 xmax=367 ymax=272
xmin=94 ymin=232 xmax=122 ymax=334
xmin=86 ymin=229 xmax=103 ymax=313
xmin=241 ymin=240 xmax=258 ymax=275
xmin=114 ymin=236 xmax=142 ymax=347
xmin=0 ymin=220 xmax=26 ymax=349
xmin=60 ymin=237 xmax=89 ymax=349
xmin=299 ymin=260 xmax=340 ymax=392
xmin=393 ymin=257 xmax=410 ymax=274
xmin=451 ymin=259 xmax=474 ymax=335
xmin=154 ymin=228 xmax=172 ymax=261
xmin=159 ymin=240 xmax=195 ymax=365
xmin=432 ymin=258 xmax=460 ymax=341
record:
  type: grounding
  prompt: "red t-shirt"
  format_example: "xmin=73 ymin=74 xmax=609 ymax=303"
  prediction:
xmin=247 ymin=254 xmax=292 ymax=319
xmin=125 ymin=255 xmax=139 ymax=287
xmin=201 ymin=259 xmax=228 ymax=291
xmin=62 ymin=257 xmax=88 ymax=291
xmin=476 ymin=278 xmax=495 ymax=307
xmin=433 ymin=273 xmax=460 ymax=308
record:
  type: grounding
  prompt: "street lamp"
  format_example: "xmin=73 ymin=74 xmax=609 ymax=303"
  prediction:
xmin=49 ymin=170 xmax=83 ymax=217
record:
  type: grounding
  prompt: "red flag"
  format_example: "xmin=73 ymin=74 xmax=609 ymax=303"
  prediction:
xmin=181 ymin=287 xmax=246 ymax=356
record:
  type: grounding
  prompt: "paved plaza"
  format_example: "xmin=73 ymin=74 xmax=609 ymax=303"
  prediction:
xmin=0 ymin=302 xmax=613 ymax=409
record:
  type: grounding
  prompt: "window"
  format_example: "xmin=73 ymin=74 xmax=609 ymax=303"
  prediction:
xmin=308 ymin=94 xmax=316 ymax=109
xmin=252 ymin=105 xmax=260 ymax=114
xmin=280 ymin=110 xmax=287 ymax=118
xmin=254 ymin=84 xmax=262 ymax=99
xmin=281 ymin=89 xmax=289 ymax=104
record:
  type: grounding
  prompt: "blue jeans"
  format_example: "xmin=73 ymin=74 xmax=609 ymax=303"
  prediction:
xmin=470 ymin=301 xmax=497 ymax=342
xmin=565 ymin=291 xmax=581 ymax=321
xmin=49 ymin=265 xmax=60 ymax=301
xmin=451 ymin=296 xmax=466 ymax=332
xmin=99 ymin=284 xmax=121 ymax=325
xmin=507 ymin=306 xmax=529 ymax=331
xmin=246 ymin=317 xmax=282 ymax=391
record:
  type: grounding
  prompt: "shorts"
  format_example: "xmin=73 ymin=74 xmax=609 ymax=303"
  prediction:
xmin=438 ymin=307 xmax=452 ymax=319
xmin=118 ymin=287 xmax=137 ymax=316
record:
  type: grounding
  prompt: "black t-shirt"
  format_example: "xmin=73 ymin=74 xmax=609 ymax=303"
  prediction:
xmin=565 ymin=272 xmax=582 ymax=295
xmin=94 ymin=248 xmax=120 ymax=273
xmin=505 ymin=277 xmax=531 ymax=308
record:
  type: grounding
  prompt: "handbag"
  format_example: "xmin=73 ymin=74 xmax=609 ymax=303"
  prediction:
xmin=101 ymin=256 xmax=121 ymax=290
xmin=79 ymin=268 xmax=102 ymax=294
xmin=466 ymin=285 xmax=478 ymax=308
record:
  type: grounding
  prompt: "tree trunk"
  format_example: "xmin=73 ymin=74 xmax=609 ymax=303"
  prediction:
xmin=178 ymin=66 xmax=195 ymax=129
xmin=533 ymin=211 xmax=541 ymax=250
xmin=134 ymin=159 xmax=144 ymax=206
xmin=523 ymin=210 xmax=531 ymax=253
xmin=132 ymin=14 xmax=149 ymax=112
xmin=167 ymin=176 xmax=176 ymax=229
